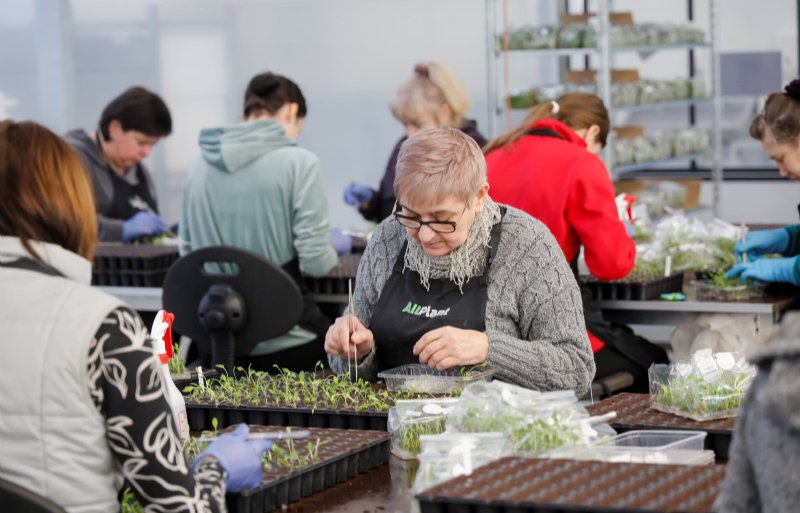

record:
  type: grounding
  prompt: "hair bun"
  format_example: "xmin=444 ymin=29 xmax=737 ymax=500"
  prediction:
xmin=784 ymin=78 xmax=800 ymax=101
xmin=251 ymin=74 xmax=280 ymax=96
xmin=414 ymin=63 xmax=430 ymax=78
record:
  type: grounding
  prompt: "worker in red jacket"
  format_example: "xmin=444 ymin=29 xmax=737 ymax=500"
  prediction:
xmin=485 ymin=92 xmax=667 ymax=392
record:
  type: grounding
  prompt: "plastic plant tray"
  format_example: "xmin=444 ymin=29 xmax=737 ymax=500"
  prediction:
xmin=92 ymin=243 xmax=179 ymax=287
xmin=172 ymin=368 xmax=218 ymax=388
xmin=580 ymin=272 xmax=684 ymax=300
xmin=304 ymin=253 xmax=361 ymax=295
xmin=415 ymin=456 xmax=725 ymax=513
xmin=185 ymin=402 xmax=389 ymax=432
xmin=585 ymin=393 xmax=735 ymax=459
xmin=223 ymin=425 xmax=390 ymax=513
xmin=549 ymin=430 xmax=713 ymax=465
xmin=378 ymin=364 xmax=495 ymax=394
xmin=693 ymin=279 xmax=766 ymax=301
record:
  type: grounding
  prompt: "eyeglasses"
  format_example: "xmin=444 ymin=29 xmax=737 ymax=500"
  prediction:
xmin=392 ymin=200 xmax=469 ymax=234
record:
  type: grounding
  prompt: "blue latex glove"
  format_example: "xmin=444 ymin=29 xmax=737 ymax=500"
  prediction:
xmin=343 ymin=182 xmax=375 ymax=207
xmin=735 ymin=228 xmax=790 ymax=262
xmin=122 ymin=211 xmax=167 ymax=242
xmin=726 ymin=256 xmax=800 ymax=285
xmin=193 ymin=424 xmax=272 ymax=493
xmin=330 ymin=227 xmax=352 ymax=256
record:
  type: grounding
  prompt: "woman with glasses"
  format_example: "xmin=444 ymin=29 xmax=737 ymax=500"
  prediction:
xmin=325 ymin=127 xmax=594 ymax=395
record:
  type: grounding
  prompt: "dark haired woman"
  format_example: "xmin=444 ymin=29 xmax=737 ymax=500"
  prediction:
xmin=180 ymin=72 xmax=346 ymax=371
xmin=485 ymin=92 xmax=667 ymax=392
xmin=727 ymin=79 xmax=800 ymax=286
xmin=65 ymin=86 xmax=172 ymax=242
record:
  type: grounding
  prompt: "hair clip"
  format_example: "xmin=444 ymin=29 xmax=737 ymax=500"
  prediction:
xmin=414 ymin=63 xmax=430 ymax=78
xmin=550 ymin=100 xmax=560 ymax=114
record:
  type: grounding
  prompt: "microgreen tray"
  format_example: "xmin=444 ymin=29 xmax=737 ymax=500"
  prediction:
xmin=226 ymin=426 xmax=388 ymax=513
xmin=580 ymin=272 xmax=684 ymax=301
xmin=585 ymin=393 xmax=735 ymax=459
xmin=185 ymin=402 xmax=389 ymax=431
xmin=415 ymin=457 xmax=725 ymax=513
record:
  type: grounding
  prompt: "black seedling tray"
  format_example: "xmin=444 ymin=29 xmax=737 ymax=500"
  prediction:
xmin=186 ymin=402 xmax=388 ymax=432
xmin=586 ymin=393 xmax=735 ymax=459
xmin=92 ymin=243 xmax=179 ymax=287
xmin=226 ymin=426 xmax=390 ymax=513
xmin=580 ymin=272 xmax=684 ymax=301
xmin=304 ymin=253 xmax=360 ymax=295
xmin=172 ymin=368 xmax=218 ymax=388
xmin=416 ymin=457 xmax=725 ymax=513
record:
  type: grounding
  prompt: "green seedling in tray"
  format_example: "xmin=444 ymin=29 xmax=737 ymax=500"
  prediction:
xmin=450 ymin=408 xmax=580 ymax=454
xmin=651 ymin=370 xmax=751 ymax=420
xmin=183 ymin=361 xmax=431 ymax=412
xmin=394 ymin=417 xmax=448 ymax=455
xmin=168 ymin=343 xmax=186 ymax=376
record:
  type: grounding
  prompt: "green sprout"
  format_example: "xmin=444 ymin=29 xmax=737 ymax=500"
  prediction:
xmin=651 ymin=369 xmax=752 ymax=420
xmin=394 ymin=417 xmax=448 ymax=455
xmin=168 ymin=343 xmax=186 ymax=375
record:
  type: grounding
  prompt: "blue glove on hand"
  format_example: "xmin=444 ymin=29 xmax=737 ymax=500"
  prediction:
xmin=330 ymin=227 xmax=352 ymax=256
xmin=735 ymin=228 xmax=790 ymax=262
xmin=193 ymin=424 xmax=272 ymax=493
xmin=122 ymin=211 xmax=167 ymax=242
xmin=343 ymin=182 xmax=374 ymax=207
xmin=726 ymin=256 xmax=800 ymax=285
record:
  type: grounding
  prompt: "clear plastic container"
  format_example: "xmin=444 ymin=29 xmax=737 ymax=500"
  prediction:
xmin=388 ymin=398 xmax=458 ymax=460
xmin=378 ymin=364 xmax=494 ymax=394
xmin=694 ymin=279 xmax=766 ymax=301
xmin=549 ymin=430 xmax=713 ymax=465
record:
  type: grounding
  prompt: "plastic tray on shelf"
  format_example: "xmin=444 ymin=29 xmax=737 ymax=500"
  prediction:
xmin=580 ymin=272 xmax=684 ymax=300
xmin=693 ymin=279 xmax=766 ymax=301
xmin=91 ymin=243 xmax=179 ymax=287
xmin=185 ymin=402 xmax=389 ymax=432
xmin=585 ymin=393 xmax=735 ymax=459
xmin=378 ymin=364 xmax=495 ymax=394
xmin=224 ymin=426 xmax=390 ymax=513
xmin=416 ymin=456 xmax=725 ymax=513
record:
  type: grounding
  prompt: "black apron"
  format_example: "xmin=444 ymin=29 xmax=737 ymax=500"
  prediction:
xmin=97 ymin=133 xmax=158 ymax=220
xmin=370 ymin=208 xmax=505 ymax=369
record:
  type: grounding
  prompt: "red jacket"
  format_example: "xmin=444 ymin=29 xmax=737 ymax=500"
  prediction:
xmin=486 ymin=118 xmax=635 ymax=351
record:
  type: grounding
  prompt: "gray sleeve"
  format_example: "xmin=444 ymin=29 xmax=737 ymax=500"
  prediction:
xmin=328 ymin=219 xmax=398 ymax=379
xmin=713 ymin=388 xmax=761 ymax=513
xmin=486 ymin=215 xmax=594 ymax=396
xmin=98 ymin=215 xmax=126 ymax=242
xmin=292 ymin=157 xmax=338 ymax=277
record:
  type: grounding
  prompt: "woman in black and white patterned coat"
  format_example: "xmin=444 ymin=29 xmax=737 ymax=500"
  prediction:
xmin=0 ymin=120 xmax=270 ymax=513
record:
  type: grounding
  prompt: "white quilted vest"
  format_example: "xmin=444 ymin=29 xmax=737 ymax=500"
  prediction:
xmin=0 ymin=237 xmax=123 ymax=513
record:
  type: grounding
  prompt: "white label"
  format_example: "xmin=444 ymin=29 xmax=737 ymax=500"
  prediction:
xmin=422 ymin=403 xmax=444 ymax=415
xmin=714 ymin=352 xmax=736 ymax=370
xmin=692 ymin=349 xmax=718 ymax=375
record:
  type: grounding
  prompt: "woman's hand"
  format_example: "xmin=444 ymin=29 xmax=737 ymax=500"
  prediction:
xmin=413 ymin=327 xmax=489 ymax=370
xmin=324 ymin=315 xmax=375 ymax=362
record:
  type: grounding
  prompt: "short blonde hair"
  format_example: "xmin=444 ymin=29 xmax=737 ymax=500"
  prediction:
xmin=389 ymin=61 xmax=471 ymax=128
xmin=394 ymin=127 xmax=485 ymax=207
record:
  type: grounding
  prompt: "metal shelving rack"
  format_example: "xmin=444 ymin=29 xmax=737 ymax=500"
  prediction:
xmin=485 ymin=0 xmax=723 ymax=215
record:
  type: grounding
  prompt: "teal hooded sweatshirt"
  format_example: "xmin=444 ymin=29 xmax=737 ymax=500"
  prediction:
xmin=180 ymin=119 xmax=337 ymax=278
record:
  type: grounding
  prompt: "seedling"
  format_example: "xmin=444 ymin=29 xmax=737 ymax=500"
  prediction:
xmin=168 ymin=343 xmax=187 ymax=375
xmin=650 ymin=368 xmax=752 ymax=421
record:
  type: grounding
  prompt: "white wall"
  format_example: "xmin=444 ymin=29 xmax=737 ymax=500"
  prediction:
xmin=0 ymin=0 xmax=797 ymax=227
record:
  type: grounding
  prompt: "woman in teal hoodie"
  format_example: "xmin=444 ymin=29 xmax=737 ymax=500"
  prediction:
xmin=180 ymin=72 xmax=348 ymax=371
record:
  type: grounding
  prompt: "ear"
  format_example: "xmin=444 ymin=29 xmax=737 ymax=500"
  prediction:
xmin=285 ymin=102 xmax=299 ymax=123
xmin=588 ymin=124 xmax=601 ymax=139
xmin=108 ymin=119 xmax=123 ymax=139
xmin=438 ymin=102 xmax=454 ymax=125
xmin=475 ymin=182 xmax=490 ymax=211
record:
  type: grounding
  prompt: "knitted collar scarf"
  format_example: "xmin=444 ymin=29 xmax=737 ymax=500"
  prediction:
xmin=403 ymin=197 xmax=502 ymax=293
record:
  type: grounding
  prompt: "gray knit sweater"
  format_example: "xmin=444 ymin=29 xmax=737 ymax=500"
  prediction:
xmin=329 ymin=205 xmax=594 ymax=396
xmin=713 ymin=312 xmax=800 ymax=513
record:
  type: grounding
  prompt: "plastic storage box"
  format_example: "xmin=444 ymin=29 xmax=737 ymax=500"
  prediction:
xmin=694 ymin=279 xmax=766 ymax=301
xmin=550 ymin=430 xmax=713 ymax=465
xmin=378 ymin=364 xmax=495 ymax=394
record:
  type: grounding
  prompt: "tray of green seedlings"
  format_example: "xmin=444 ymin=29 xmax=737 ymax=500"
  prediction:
xmin=694 ymin=269 xmax=766 ymax=301
xmin=388 ymin=398 xmax=458 ymax=459
xmin=182 ymin=364 xmax=430 ymax=431
xmin=580 ymin=260 xmax=683 ymax=301
xmin=649 ymin=361 xmax=754 ymax=422
xmin=378 ymin=363 xmax=494 ymax=395
xmin=121 ymin=425 xmax=390 ymax=513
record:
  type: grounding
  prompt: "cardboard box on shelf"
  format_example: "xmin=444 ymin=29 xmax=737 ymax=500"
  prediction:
xmin=560 ymin=11 xmax=634 ymax=26
xmin=566 ymin=69 xmax=640 ymax=85
xmin=615 ymin=179 xmax=702 ymax=212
